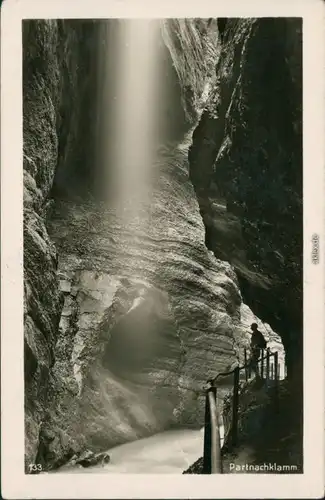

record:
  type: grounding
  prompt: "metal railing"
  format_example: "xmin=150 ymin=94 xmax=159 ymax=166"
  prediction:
xmin=202 ymin=347 xmax=285 ymax=474
xmin=202 ymin=386 xmax=222 ymax=473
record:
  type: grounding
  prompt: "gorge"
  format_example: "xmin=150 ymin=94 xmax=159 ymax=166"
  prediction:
xmin=23 ymin=18 xmax=302 ymax=472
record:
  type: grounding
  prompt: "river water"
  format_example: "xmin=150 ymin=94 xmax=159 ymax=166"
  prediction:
xmin=55 ymin=426 xmax=224 ymax=474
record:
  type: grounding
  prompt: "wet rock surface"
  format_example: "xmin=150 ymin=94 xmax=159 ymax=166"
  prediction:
xmin=66 ymin=450 xmax=111 ymax=469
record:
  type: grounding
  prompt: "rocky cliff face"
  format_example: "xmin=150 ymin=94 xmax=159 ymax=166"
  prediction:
xmin=189 ymin=18 xmax=302 ymax=379
xmin=23 ymin=18 xmax=290 ymax=470
xmin=23 ymin=20 xmax=100 ymax=467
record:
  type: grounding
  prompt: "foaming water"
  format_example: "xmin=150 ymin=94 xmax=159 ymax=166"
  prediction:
xmin=55 ymin=424 xmax=225 ymax=474
xmin=56 ymin=429 xmax=203 ymax=474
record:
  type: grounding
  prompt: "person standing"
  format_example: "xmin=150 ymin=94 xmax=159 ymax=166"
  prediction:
xmin=249 ymin=323 xmax=267 ymax=376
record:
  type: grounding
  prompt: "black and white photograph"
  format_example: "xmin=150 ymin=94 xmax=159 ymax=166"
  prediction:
xmin=23 ymin=15 xmax=303 ymax=475
xmin=1 ymin=0 xmax=325 ymax=498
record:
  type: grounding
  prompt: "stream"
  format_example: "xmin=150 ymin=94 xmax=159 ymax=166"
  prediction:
xmin=54 ymin=426 xmax=224 ymax=474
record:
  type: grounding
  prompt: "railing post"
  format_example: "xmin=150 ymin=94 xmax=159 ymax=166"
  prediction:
xmin=203 ymin=385 xmax=222 ymax=474
xmin=203 ymin=388 xmax=212 ymax=473
xmin=266 ymin=348 xmax=270 ymax=386
xmin=255 ymin=351 xmax=260 ymax=377
xmin=274 ymin=352 xmax=279 ymax=383
xmin=274 ymin=351 xmax=279 ymax=410
xmin=231 ymin=366 xmax=240 ymax=448
xmin=244 ymin=348 xmax=248 ymax=382
xmin=260 ymin=349 xmax=264 ymax=379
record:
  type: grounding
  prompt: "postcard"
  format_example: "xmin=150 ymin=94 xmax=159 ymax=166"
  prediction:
xmin=1 ymin=0 xmax=324 ymax=498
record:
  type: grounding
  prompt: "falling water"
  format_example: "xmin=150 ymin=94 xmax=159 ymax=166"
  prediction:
xmin=99 ymin=19 xmax=164 ymax=223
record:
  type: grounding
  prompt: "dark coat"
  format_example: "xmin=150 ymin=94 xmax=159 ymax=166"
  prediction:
xmin=251 ymin=330 xmax=267 ymax=349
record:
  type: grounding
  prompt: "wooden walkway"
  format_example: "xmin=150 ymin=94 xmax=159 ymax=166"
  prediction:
xmin=202 ymin=347 xmax=286 ymax=474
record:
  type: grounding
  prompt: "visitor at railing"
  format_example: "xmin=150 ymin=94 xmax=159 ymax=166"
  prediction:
xmin=249 ymin=323 xmax=267 ymax=377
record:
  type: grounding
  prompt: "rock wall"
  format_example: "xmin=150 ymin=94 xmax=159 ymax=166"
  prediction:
xmin=189 ymin=18 xmax=302 ymax=379
xmin=23 ymin=19 xmax=100 ymax=467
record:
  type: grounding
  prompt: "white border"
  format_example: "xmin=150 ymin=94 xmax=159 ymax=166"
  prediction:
xmin=1 ymin=0 xmax=325 ymax=498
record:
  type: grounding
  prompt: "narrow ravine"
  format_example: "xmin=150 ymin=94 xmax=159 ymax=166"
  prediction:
xmin=23 ymin=17 xmax=301 ymax=474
